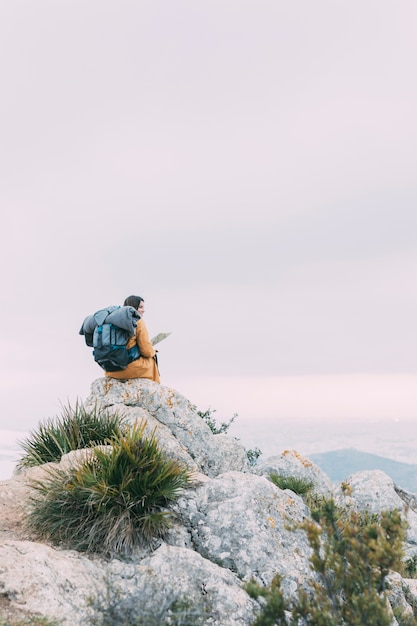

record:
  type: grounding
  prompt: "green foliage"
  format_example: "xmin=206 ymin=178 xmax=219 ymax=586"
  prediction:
xmin=197 ymin=406 xmax=262 ymax=466
xmin=246 ymin=575 xmax=289 ymax=626
xmin=18 ymin=401 xmax=126 ymax=468
xmin=26 ymin=421 xmax=192 ymax=555
xmin=392 ymin=607 xmax=417 ymax=626
xmin=247 ymin=447 xmax=262 ymax=467
xmin=269 ymin=473 xmax=314 ymax=496
xmin=197 ymin=407 xmax=237 ymax=435
xmin=405 ymin=555 xmax=417 ymax=578
xmin=247 ymin=500 xmax=412 ymax=626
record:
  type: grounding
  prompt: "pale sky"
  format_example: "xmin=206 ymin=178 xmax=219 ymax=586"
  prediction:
xmin=1 ymin=1 xmax=416 ymax=431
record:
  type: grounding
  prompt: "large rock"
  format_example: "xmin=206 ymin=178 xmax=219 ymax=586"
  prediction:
xmin=256 ymin=449 xmax=334 ymax=497
xmin=172 ymin=470 xmax=312 ymax=594
xmin=2 ymin=380 xmax=416 ymax=625
xmin=334 ymin=470 xmax=407 ymax=513
xmin=84 ymin=378 xmax=249 ymax=477
xmin=0 ymin=539 xmax=256 ymax=626
xmin=334 ymin=470 xmax=417 ymax=561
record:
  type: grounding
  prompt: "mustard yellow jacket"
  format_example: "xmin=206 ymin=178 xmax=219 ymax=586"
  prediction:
xmin=105 ymin=318 xmax=160 ymax=383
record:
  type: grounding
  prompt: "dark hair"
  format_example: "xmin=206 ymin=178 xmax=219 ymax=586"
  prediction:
xmin=124 ymin=295 xmax=144 ymax=309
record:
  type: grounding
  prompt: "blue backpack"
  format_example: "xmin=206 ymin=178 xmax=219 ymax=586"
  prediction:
xmin=80 ymin=306 xmax=140 ymax=372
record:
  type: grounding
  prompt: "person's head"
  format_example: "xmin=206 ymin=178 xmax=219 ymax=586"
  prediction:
xmin=124 ymin=295 xmax=145 ymax=315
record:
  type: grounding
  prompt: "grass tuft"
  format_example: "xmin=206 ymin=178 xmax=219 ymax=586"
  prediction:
xmin=17 ymin=401 xmax=126 ymax=468
xmin=26 ymin=420 xmax=192 ymax=555
xmin=269 ymin=473 xmax=314 ymax=495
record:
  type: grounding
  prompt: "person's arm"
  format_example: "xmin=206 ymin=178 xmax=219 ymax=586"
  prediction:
xmin=136 ymin=319 xmax=156 ymax=358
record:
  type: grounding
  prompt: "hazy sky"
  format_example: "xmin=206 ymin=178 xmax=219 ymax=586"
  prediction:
xmin=1 ymin=1 xmax=416 ymax=431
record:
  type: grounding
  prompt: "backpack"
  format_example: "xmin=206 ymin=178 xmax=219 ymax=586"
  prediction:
xmin=80 ymin=306 xmax=140 ymax=372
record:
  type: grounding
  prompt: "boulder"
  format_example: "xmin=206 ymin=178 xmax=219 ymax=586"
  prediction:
xmin=1 ymin=380 xmax=415 ymax=625
xmin=172 ymin=470 xmax=312 ymax=594
xmin=0 ymin=539 xmax=256 ymax=626
xmin=84 ymin=378 xmax=249 ymax=477
xmin=334 ymin=469 xmax=417 ymax=561
xmin=256 ymin=449 xmax=334 ymax=497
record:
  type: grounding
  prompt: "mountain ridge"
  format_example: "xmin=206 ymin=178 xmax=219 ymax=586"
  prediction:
xmin=309 ymin=448 xmax=417 ymax=493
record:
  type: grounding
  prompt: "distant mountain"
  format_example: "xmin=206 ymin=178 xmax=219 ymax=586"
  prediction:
xmin=309 ymin=448 xmax=417 ymax=494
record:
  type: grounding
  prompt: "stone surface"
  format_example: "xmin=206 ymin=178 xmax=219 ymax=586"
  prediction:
xmin=334 ymin=469 xmax=417 ymax=561
xmin=173 ymin=470 xmax=312 ymax=594
xmin=111 ymin=404 xmax=200 ymax=473
xmin=85 ymin=378 xmax=250 ymax=477
xmin=256 ymin=449 xmax=334 ymax=497
xmin=1 ymin=380 xmax=416 ymax=625
xmin=0 ymin=540 xmax=256 ymax=626
xmin=334 ymin=469 xmax=406 ymax=513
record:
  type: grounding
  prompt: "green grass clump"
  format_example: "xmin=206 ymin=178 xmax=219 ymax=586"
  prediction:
xmin=18 ymin=401 xmax=126 ymax=468
xmin=26 ymin=421 xmax=192 ymax=555
xmin=269 ymin=473 xmax=314 ymax=496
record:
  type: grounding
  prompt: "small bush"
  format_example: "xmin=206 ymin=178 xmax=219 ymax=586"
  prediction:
xmin=247 ymin=447 xmax=262 ymax=467
xmin=405 ymin=555 xmax=417 ymax=578
xmin=18 ymin=401 xmax=126 ymax=468
xmin=197 ymin=407 xmax=262 ymax=466
xmin=197 ymin=407 xmax=237 ymax=435
xmin=26 ymin=421 xmax=192 ymax=555
xmin=269 ymin=473 xmax=314 ymax=496
xmin=247 ymin=500 xmax=411 ymax=626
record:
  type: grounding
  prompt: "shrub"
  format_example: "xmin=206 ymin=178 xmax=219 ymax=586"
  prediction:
xmin=269 ymin=473 xmax=314 ymax=496
xmin=18 ymin=401 xmax=126 ymax=468
xmin=405 ymin=555 xmax=417 ymax=578
xmin=197 ymin=407 xmax=237 ymax=435
xmin=247 ymin=447 xmax=262 ymax=467
xmin=247 ymin=500 xmax=411 ymax=626
xmin=197 ymin=406 xmax=262 ymax=466
xmin=26 ymin=421 xmax=192 ymax=555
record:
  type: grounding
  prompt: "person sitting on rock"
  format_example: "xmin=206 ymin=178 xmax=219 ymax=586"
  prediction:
xmin=105 ymin=295 xmax=160 ymax=383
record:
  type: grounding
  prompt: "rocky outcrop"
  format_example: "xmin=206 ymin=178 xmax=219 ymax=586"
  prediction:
xmin=1 ymin=378 xmax=416 ymax=625
xmin=172 ymin=471 xmax=312 ymax=594
xmin=0 ymin=540 xmax=257 ymax=625
xmin=84 ymin=378 xmax=250 ymax=477
xmin=334 ymin=469 xmax=417 ymax=561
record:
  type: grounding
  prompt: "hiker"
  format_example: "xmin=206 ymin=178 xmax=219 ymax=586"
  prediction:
xmin=104 ymin=295 xmax=160 ymax=383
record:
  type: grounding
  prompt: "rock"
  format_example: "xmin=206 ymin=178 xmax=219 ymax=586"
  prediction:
xmin=0 ymin=540 xmax=256 ymax=626
xmin=384 ymin=572 xmax=416 ymax=624
xmin=0 ymin=474 xmax=34 ymax=542
xmin=334 ymin=470 xmax=406 ymax=513
xmin=256 ymin=449 xmax=334 ymax=497
xmin=395 ymin=485 xmax=417 ymax=513
xmin=84 ymin=378 xmax=250 ymax=477
xmin=112 ymin=405 xmax=200 ymax=473
xmin=404 ymin=578 xmax=417 ymax=610
xmin=172 ymin=470 xmax=312 ymax=594
xmin=0 ymin=540 xmax=104 ymax=625
xmin=334 ymin=469 xmax=417 ymax=561
xmin=121 ymin=544 xmax=258 ymax=625
xmin=1 ymin=380 xmax=415 ymax=625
